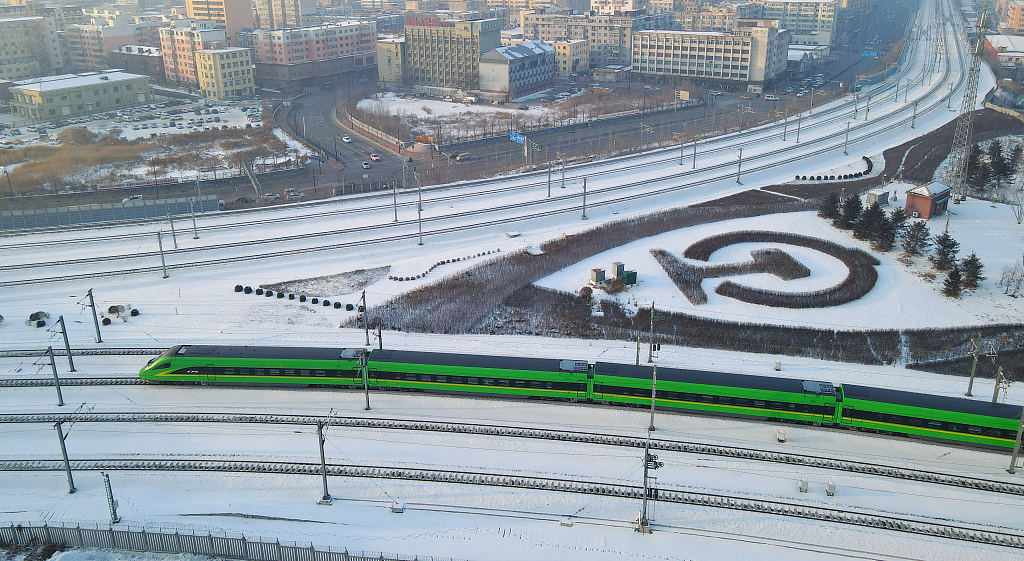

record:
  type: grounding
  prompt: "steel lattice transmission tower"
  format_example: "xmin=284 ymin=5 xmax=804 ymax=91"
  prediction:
xmin=944 ymin=12 xmax=987 ymax=197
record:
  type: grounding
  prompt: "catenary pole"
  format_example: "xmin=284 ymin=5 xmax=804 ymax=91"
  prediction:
xmin=47 ymin=346 xmax=64 ymax=407
xmin=88 ymin=289 xmax=102 ymax=343
xmin=57 ymin=316 xmax=75 ymax=372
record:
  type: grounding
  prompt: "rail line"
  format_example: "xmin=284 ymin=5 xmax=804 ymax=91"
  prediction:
xmin=0 ymin=348 xmax=164 ymax=358
xmin=0 ymin=5 xmax=958 ymax=286
xmin=2 ymin=411 xmax=1020 ymax=496
xmin=2 ymin=457 xmax=1020 ymax=549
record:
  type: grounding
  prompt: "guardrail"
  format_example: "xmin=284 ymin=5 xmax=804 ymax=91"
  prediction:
xmin=1 ymin=522 xmax=467 ymax=561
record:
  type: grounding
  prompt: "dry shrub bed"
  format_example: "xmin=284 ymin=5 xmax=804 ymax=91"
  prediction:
xmin=367 ymin=199 xmax=814 ymax=333
xmin=682 ymin=231 xmax=880 ymax=309
xmin=651 ymin=247 xmax=811 ymax=305
xmin=262 ymin=266 xmax=390 ymax=297
xmin=0 ymin=128 xmax=150 ymax=191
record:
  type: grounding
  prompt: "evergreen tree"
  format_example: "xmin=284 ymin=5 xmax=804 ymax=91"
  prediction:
xmin=966 ymin=143 xmax=982 ymax=180
xmin=889 ymin=207 xmax=909 ymax=236
xmin=818 ymin=191 xmax=841 ymax=219
xmin=874 ymin=213 xmax=897 ymax=252
xmin=838 ymin=194 xmax=862 ymax=229
xmin=960 ymin=252 xmax=986 ymax=289
xmin=1011 ymin=145 xmax=1023 ymax=175
xmin=902 ymin=221 xmax=932 ymax=255
xmin=854 ymin=202 xmax=886 ymax=241
xmin=931 ymin=231 xmax=960 ymax=270
xmin=942 ymin=267 xmax=962 ymax=298
xmin=990 ymin=139 xmax=1010 ymax=179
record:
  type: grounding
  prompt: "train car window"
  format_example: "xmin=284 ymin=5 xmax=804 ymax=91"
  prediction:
xmin=255 ymin=369 xmax=265 ymax=376
xmin=498 ymin=380 xmax=510 ymax=387
xmin=238 ymin=368 xmax=251 ymax=376
xmin=530 ymin=381 xmax=542 ymax=389
xmin=770 ymin=402 xmax=783 ymax=410
xmin=927 ymin=421 xmax=943 ymax=430
xmin=735 ymin=398 xmax=748 ymax=406
xmin=314 ymin=370 xmax=326 ymax=377
xmin=452 ymin=377 xmax=464 ymax=384
xmin=421 ymin=375 xmax=431 ymax=382
xmin=788 ymin=404 xmax=796 ymax=411
xmin=685 ymin=394 xmax=696 ymax=401
xmin=546 ymin=382 xmax=553 ymax=389
xmin=754 ymin=400 xmax=766 ymax=408
xmin=405 ymin=374 xmax=416 ymax=381
xmin=284 ymin=369 xmax=295 ymax=376
xmin=224 ymin=368 xmax=235 ymax=376
xmin=467 ymin=377 xmax=478 ymax=385
xmin=269 ymin=369 xmax=280 ymax=376
xmin=300 ymin=370 xmax=310 ymax=376
xmin=718 ymin=397 xmax=731 ymax=405
xmin=948 ymin=424 xmax=960 ymax=433
xmin=702 ymin=395 xmax=713 ymax=403
xmin=176 ymin=346 xmax=190 ymax=354
xmin=186 ymin=368 xmax=200 ymax=374
xmin=483 ymin=379 xmax=495 ymax=386
xmin=968 ymin=426 xmax=982 ymax=434
xmin=437 ymin=376 xmax=447 ymax=383
xmin=514 ymin=380 xmax=526 ymax=388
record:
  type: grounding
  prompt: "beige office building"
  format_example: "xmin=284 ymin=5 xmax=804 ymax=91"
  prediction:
xmin=521 ymin=10 xmax=675 ymax=67
xmin=185 ymin=0 xmax=253 ymax=45
xmin=760 ymin=0 xmax=836 ymax=47
xmin=550 ymin=39 xmax=589 ymax=78
xmin=631 ymin=18 xmax=789 ymax=84
xmin=196 ymin=47 xmax=254 ymax=99
xmin=403 ymin=18 xmax=501 ymax=90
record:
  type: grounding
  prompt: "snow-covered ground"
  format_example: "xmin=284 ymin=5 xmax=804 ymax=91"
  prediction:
xmin=3 ymin=1 xmax=1023 ymax=559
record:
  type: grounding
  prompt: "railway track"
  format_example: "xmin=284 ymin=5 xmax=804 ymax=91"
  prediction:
xmin=0 ymin=7 xmax=956 ymax=286
xmin=0 ymin=348 xmax=164 ymax=358
xmin=3 ymin=457 xmax=1020 ymax=549
xmin=3 ymin=411 xmax=1020 ymax=496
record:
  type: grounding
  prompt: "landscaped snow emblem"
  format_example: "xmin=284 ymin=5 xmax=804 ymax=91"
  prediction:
xmin=653 ymin=230 xmax=880 ymax=309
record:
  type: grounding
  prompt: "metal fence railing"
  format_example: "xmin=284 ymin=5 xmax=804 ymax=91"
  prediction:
xmin=1 ymin=522 xmax=468 ymax=561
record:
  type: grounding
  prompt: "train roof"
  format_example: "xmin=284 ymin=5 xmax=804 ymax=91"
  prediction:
xmin=171 ymin=345 xmax=365 ymax=361
xmin=842 ymin=384 xmax=1021 ymax=419
xmin=369 ymin=349 xmax=583 ymax=373
xmin=595 ymin=361 xmax=826 ymax=394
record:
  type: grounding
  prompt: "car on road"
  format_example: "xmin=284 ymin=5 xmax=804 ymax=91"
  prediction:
xmin=341 ymin=136 xmax=352 ymax=143
xmin=369 ymin=153 xmax=381 ymax=161
xmin=361 ymin=162 xmax=372 ymax=168
xmin=262 ymin=193 xmax=280 ymax=200
xmin=765 ymin=94 xmax=779 ymax=101
xmin=456 ymin=153 xmax=472 ymax=161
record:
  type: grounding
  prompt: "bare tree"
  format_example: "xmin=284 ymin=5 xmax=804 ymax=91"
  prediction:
xmin=1010 ymin=189 xmax=1024 ymax=224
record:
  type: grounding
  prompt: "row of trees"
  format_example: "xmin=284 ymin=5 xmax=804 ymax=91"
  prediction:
xmin=819 ymin=192 xmax=984 ymax=298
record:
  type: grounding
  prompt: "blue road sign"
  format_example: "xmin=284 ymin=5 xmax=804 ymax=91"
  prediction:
xmin=861 ymin=51 xmax=878 ymax=58
xmin=510 ymin=132 xmax=525 ymax=144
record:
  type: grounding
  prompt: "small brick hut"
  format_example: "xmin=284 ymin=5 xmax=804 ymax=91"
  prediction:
xmin=904 ymin=182 xmax=951 ymax=219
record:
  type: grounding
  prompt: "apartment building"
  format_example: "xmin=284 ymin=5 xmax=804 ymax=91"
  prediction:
xmin=109 ymin=45 xmax=165 ymax=82
xmin=999 ymin=0 xmax=1024 ymax=35
xmin=479 ymin=39 xmax=554 ymax=99
xmin=9 ymin=70 xmax=152 ymax=121
xmin=158 ymin=18 xmax=226 ymax=86
xmin=0 ymin=16 xmax=62 ymax=79
xmin=195 ymin=46 xmax=254 ymax=99
xmin=550 ymin=38 xmax=588 ymax=77
xmin=521 ymin=10 xmax=675 ymax=67
xmin=185 ymin=0 xmax=253 ymax=44
xmin=759 ymin=0 xmax=836 ymax=47
xmin=632 ymin=18 xmax=789 ymax=85
xmin=402 ymin=18 xmax=501 ymax=90
xmin=244 ymin=20 xmax=377 ymax=92
xmin=696 ymin=3 xmax=761 ymax=33
xmin=255 ymin=0 xmax=317 ymax=30
xmin=590 ymin=0 xmax=649 ymax=15
xmin=376 ymin=35 xmax=404 ymax=84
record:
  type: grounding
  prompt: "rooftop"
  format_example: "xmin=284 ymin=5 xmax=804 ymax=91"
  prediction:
xmin=11 ymin=71 xmax=148 ymax=93
xmin=483 ymin=40 xmax=554 ymax=61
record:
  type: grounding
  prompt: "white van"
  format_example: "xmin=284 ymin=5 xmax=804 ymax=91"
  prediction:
xmin=765 ymin=94 xmax=779 ymax=101
xmin=456 ymin=153 xmax=472 ymax=161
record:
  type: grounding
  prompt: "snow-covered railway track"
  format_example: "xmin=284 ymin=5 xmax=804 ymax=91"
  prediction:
xmin=2 ymin=411 xmax=1020 ymax=497
xmin=0 ymin=348 xmax=164 ymax=358
xmin=2 ymin=457 xmax=1021 ymax=549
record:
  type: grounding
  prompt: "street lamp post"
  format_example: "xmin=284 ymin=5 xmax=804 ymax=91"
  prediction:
xmin=1 ymin=166 xmax=12 ymax=198
xmin=809 ymin=88 xmax=825 ymax=115
xmin=672 ymin=131 xmax=684 ymax=165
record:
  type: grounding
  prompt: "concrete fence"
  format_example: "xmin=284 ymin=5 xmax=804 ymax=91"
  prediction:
xmin=2 ymin=522 xmax=467 ymax=561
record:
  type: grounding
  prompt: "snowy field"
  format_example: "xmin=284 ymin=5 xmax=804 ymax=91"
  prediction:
xmin=536 ymin=190 xmax=1024 ymax=329
xmin=3 ymin=1 xmax=1024 ymax=559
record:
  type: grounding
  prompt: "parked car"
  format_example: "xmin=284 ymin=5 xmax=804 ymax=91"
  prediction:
xmin=361 ymin=162 xmax=372 ymax=169
xmin=262 ymin=193 xmax=280 ymax=200
xmin=369 ymin=153 xmax=381 ymax=161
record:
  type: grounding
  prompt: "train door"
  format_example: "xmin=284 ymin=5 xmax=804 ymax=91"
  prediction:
xmin=832 ymin=385 xmax=847 ymax=425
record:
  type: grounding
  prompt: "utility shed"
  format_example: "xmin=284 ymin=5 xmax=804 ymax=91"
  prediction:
xmin=865 ymin=189 xmax=889 ymax=207
xmin=904 ymin=182 xmax=950 ymax=219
